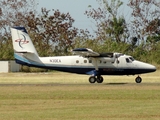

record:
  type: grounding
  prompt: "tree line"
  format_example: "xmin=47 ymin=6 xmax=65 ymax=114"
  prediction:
xmin=0 ymin=0 xmax=160 ymax=68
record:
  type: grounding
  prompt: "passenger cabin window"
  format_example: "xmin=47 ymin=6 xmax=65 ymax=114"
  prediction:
xmin=84 ymin=60 xmax=87 ymax=63
xmin=89 ymin=60 xmax=92 ymax=63
xmin=76 ymin=60 xmax=79 ymax=63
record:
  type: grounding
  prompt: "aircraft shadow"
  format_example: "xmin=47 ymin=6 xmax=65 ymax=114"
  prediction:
xmin=104 ymin=82 xmax=128 ymax=85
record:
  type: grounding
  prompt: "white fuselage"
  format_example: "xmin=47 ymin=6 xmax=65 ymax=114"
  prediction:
xmin=39 ymin=55 xmax=154 ymax=69
xmin=17 ymin=54 xmax=154 ymax=75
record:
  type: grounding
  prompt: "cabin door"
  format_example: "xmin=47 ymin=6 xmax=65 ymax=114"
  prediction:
xmin=116 ymin=57 xmax=125 ymax=68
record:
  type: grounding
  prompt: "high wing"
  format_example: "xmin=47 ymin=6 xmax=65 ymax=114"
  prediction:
xmin=72 ymin=48 xmax=100 ymax=57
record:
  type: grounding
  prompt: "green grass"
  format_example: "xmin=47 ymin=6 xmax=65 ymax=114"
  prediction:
xmin=0 ymin=71 xmax=159 ymax=120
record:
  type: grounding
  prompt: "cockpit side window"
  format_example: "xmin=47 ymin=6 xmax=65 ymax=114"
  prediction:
xmin=126 ymin=58 xmax=130 ymax=63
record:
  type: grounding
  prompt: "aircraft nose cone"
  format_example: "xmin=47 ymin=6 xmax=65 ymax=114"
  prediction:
xmin=145 ymin=63 xmax=156 ymax=72
xmin=136 ymin=61 xmax=157 ymax=73
xmin=149 ymin=65 xmax=156 ymax=72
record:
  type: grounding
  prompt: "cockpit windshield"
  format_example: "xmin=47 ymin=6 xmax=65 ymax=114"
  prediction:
xmin=126 ymin=57 xmax=135 ymax=63
xmin=129 ymin=57 xmax=134 ymax=61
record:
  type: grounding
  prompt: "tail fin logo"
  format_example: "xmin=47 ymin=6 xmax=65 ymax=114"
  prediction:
xmin=15 ymin=34 xmax=29 ymax=48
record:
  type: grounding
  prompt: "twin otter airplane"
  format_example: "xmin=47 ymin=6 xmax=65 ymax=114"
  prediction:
xmin=11 ymin=27 xmax=156 ymax=83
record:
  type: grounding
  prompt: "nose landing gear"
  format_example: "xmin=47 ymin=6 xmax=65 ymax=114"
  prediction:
xmin=135 ymin=76 xmax=142 ymax=83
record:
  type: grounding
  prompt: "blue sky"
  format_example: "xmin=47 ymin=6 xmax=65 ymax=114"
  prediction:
xmin=37 ymin=0 xmax=130 ymax=34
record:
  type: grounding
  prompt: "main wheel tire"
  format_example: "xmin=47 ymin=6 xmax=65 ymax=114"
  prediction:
xmin=89 ymin=76 xmax=96 ymax=83
xmin=135 ymin=76 xmax=142 ymax=83
xmin=97 ymin=76 xmax=104 ymax=83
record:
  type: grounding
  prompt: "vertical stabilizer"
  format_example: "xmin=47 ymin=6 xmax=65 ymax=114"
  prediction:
xmin=10 ymin=27 xmax=38 ymax=56
xmin=10 ymin=27 xmax=41 ymax=65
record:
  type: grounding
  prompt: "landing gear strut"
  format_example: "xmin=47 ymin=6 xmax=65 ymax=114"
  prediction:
xmin=89 ymin=76 xmax=104 ymax=83
xmin=135 ymin=76 xmax=142 ymax=83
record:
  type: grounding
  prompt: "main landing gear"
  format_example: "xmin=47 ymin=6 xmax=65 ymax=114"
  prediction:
xmin=89 ymin=75 xmax=104 ymax=83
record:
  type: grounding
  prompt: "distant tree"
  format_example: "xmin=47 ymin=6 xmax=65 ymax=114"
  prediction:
xmin=128 ymin=0 xmax=160 ymax=45
xmin=128 ymin=0 xmax=160 ymax=63
xmin=84 ymin=0 xmax=131 ymax=54
xmin=0 ymin=0 xmax=37 ymax=60
xmin=85 ymin=0 xmax=128 ymax=43
xmin=0 ymin=0 xmax=78 ymax=59
xmin=25 ymin=8 xmax=78 ymax=56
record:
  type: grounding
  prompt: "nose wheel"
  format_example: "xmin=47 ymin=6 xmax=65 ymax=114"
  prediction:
xmin=135 ymin=76 xmax=142 ymax=83
xmin=89 ymin=76 xmax=104 ymax=83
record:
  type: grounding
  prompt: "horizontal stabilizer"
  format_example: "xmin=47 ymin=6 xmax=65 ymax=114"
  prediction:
xmin=15 ymin=50 xmax=35 ymax=53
